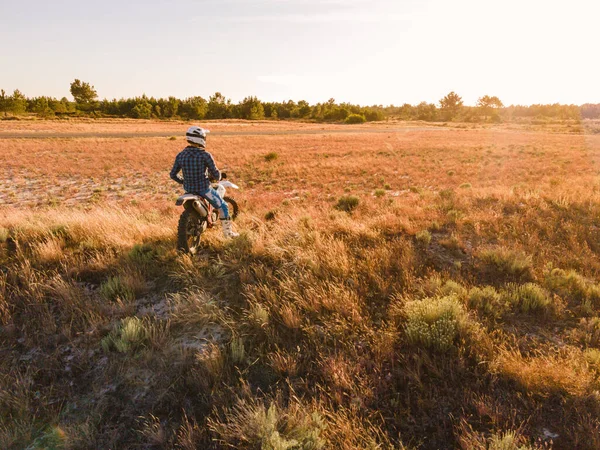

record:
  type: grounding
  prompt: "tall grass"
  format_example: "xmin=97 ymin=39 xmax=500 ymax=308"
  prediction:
xmin=2 ymin=121 xmax=600 ymax=448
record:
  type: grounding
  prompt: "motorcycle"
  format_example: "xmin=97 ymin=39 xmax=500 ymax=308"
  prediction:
xmin=175 ymin=177 xmax=239 ymax=254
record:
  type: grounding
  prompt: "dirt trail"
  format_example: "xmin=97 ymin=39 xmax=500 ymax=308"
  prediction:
xmin=0 ymin=127 xmax=445 ymax=139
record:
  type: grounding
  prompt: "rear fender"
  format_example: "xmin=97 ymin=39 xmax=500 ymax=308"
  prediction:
xmin=176 ymin=194 xmax=200 ymax=206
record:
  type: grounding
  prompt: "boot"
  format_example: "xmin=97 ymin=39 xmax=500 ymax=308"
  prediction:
xmin=221 ymin=219 xmax=239 ymax=238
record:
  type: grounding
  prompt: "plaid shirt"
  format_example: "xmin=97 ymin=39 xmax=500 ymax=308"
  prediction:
xmin=170 ymin=146 xmax=221 ymax=194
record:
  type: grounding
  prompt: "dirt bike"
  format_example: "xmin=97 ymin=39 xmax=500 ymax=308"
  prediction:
xmin=175 ymin=177 xmax=239 ymax=254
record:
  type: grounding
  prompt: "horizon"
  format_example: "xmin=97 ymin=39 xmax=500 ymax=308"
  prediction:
xmin=1 ymin=0 xmax=598 ymax=106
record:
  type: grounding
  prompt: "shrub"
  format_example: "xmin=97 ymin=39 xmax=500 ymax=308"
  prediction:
xmin=264 ymin=152 xmax=278 ymax=162
xmin=459 ymin=426 xmax=542 ymax=450
xmin=505 ymin=283 xmax=553 ymax=315
xmin=208 ymin=399 xmax=326 ymax=450
xmin=335 ymin=196 xmax=359 ymax=213
xmin=404 ymin=295 xmax=472 ymax=351
xmin=446 ymin=209 xmax=463 ymax=223
xmin=439 ymin=280 xmax=467 ymax=298
xmin=374 ymin=189 xmax=385 ymax=198
xmin=544 ymin=268 xmax=600 ymax=308
xmin=488 ymin=430 xmax=536 ymax=450
xmin=479 ymin=248 xmax=532 ymax=280
xmin=27 ymin=426 xmax=67 ymax=449
xmin=468 ymin=286 xmax=505 ymax=318
xmin=584 ymin=348 xmax=600 ymax=372
xmin=101 ymin=317 xmax=149 ymax=353
xmin=230 ymin=336 xmax=246 ymax=365
xmin=439 ymin=189 xmax=455 ymax=200
xmin=245 ymin=303 xmax=270 ymax=332
xmin=415 ymin=230 xmax=432 ymax=246
xmin=571 ymin=317 xmax=600 ymax=347
xmin=100 ymin=275 xmax=137 ymax=302
xmin=128 ymin=243 xmax=156 ymax=266
xmin=345 ymin=114 xmax=366 ymax=124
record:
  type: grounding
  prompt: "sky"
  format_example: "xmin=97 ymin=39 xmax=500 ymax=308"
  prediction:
xmin=1 ymin=0 xmax=598 ymax=106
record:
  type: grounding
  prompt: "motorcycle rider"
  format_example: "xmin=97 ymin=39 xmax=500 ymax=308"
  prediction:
xmin=170 ymin=126 xmax=239 ymax=238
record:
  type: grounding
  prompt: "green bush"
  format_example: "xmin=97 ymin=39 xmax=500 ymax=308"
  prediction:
xmin=479 ymin=248 xmax=532 ymax=280
xmin=345 ymin=114 xmax=366 ymax=124
xmin=439 ymin=280 xmax=467 ymax=298
xmin=128 ymin=244 xmax=156 ymax=266
xmin=374 ymin=189 xmax=385 ymax=198
xmin=335 ymin=196 xmax=360 ymax=213
xmin=487 ymin=430 xmax=536 ymax=450
xmin=404 ymin=295 xmax=472 ymax=351
xmin=101 ymin=317 xmax=149 ymax=353
xmin=100 ymin=275 xmax=135 ymax=302
xmin=209 ymin=400 xmax=326 ymax=450
xmin=264 ymin=152 xmax=278 ymax=162
xmin=505 ymin=283 xmax=553 ymax=315
xmin=544 ymin=268 xmax=600 ymax=308
xmin=468 ymin=286 xmax=505 ymax=318
xmin=415 ymin=230 xmax=432 ymax=246
xmin=584 ymin=348 xmax=600 ymax=372
xmin=446 ymin=209 xmax=463 ymax=223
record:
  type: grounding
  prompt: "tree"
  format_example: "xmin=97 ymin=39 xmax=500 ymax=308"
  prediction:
xmin=32 ymin=97 xmax=54 ymax=118
xmin=49 ymin=98 xmax=68 ymax=114
xmin=439 ymin=91 xmax=463 ymax=121
xmin=10 ymin=89 xmax=27 ymax=115
xmin=477 ymin=95 xmax=503 ymax=121
xmin=294 ymin=100 xmax=311 ymax=118
xmin=131 ymin=96 xmax=153 ymax=119
xmin=0 ymin=90 xmax=8 ymax=117
xmin=238 ymin=96 xmax=265 ymax=120
xmin=416 ymin=102 xmax=437 ymax=121
xmin=70 ymin=79 xmax=98 ymax=110
xmin=162 ymin=96 xmax=179 ymax=118
xmin=206 ymin=92 xmax=231 ymax=119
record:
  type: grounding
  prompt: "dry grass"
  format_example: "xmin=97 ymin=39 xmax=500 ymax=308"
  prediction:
xmin=1 ymin=119 xmax=600 ymax=448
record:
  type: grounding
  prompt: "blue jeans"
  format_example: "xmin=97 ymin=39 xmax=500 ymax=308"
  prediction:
xmin=200 ymin=187 xmax=229 ymax=220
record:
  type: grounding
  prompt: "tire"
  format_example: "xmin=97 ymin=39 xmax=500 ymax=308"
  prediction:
xmin=177 ymin=210 xmax=205 ymax=254
xmin=223 ymin=196 xmax=239 ymax=220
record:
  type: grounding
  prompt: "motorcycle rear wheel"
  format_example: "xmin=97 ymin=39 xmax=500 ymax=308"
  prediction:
xmin=177 ymin=210 xmax=206 ymax=254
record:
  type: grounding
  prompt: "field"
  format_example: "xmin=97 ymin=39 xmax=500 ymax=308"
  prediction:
xmin=1 ymin=119 xmax=600 ymax=449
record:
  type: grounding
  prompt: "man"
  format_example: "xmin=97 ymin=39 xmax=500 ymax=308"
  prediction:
xmin=170 ymin=126 xmax=239 ymax=238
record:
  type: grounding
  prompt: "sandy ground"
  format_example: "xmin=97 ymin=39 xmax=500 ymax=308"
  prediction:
xmin=0 ymin=118 xmax=448 ymax=138
xmin=1 ymin=119 xmax=598 ymax=209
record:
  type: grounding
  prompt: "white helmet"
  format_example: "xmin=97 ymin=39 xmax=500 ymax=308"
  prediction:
xmin=186 ymin=126 xmax=210 ymax=147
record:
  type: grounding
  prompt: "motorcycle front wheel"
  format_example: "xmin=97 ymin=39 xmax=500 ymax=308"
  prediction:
xmin=177 ymin=210 xmax=206 ymax=254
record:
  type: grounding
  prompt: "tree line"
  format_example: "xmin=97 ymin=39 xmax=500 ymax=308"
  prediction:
xmin=1 ymin=80 xmax=599 ymax=123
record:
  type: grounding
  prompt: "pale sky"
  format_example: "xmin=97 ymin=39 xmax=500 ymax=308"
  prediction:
xmin=1 ymin=0 xmax=598 ymax=106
